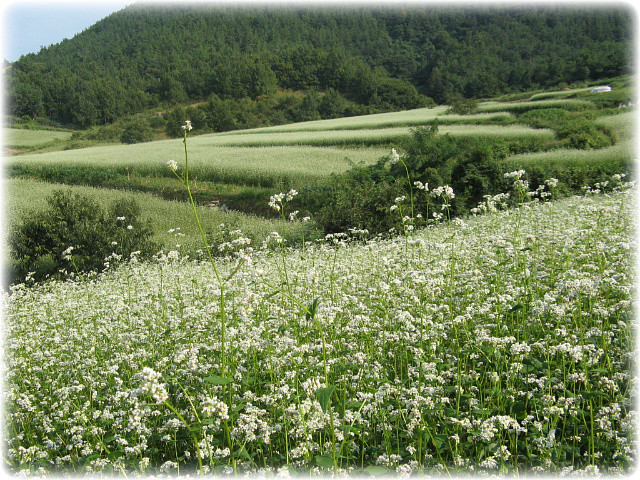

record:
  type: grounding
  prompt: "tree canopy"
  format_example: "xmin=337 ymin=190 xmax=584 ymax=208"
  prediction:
xmin=5 ymin=3 xmax=633 ymax=127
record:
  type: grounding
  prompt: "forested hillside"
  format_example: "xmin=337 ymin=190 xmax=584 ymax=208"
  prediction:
xmin=5 ymin=3 xmax=633 ymax=128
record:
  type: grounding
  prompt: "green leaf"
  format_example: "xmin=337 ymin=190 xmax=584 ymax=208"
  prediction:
xmin=363 ymin=465 xmax=389 ymax=476
xmin=315 ymin=454 xmax=334 ymax=468
xmin=315 ymin=386 xmax=335 ymax=413
xmin=234 ymin=447 xmax=251 ymax=460
xmin=204 ymin=375 xmax=233 ymax=385
xmin=581 ymin=391 xmax=608 ymax=400
xmin=306 ymin=297 xmax=321 ymax=320
xmin=432 ymin=434 xmax=449 ymax=451
xmin=506 ymin=401 xmax=526 ymax=414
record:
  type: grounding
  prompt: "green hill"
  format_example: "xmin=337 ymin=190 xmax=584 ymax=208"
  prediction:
xmin=5 ymin=3 xmax=633 ymax=128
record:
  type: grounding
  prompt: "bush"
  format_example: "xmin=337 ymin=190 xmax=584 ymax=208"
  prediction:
xmin=306 ymin=123 xmax=509 ymax=234
xmin=8 ymin=190 xmax=157 ymax=284
xmin=446 ymin=94 xmax=479 ymax=115
xmin=120 ymin=119 xmax=155 ymax=144
xmin=556 ymin=114 xmax=614 ymax=149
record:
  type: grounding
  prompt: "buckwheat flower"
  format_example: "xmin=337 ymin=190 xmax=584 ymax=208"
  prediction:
xmin=286 ymin=189 xmax=298 ymax=201
xmin=62 ymin=246 xmax=74 ymax=261
xmin=545 ymin=178 xmax=559 ymax=188
xmin=167 ymin=160 xmax=178 ymax=172
xmin=160 ymin=461 xmax=178 ymax=473
xmin=182 ymin=120 xmax=192 ymax=131
xmin=132 ymin=367 xmax=168 ymax=404
xmin=200 ymin=396 xmax=229 ymax=419
xmin=394 ymin=196 xmax=406 ymax=203
xmin=504 ymin=169 xmax=526 ymax=179
xmin=443 ymin=185 xmax=455 ymax=199
xmin=390 ymin=148 xmax=400 ymax=164
xmin=127 ymin=225 xmax=133 ymax=230
xmin=116 ymin=216 xmax=126 ymax=221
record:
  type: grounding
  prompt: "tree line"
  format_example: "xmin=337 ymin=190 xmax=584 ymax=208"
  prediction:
xmin=5 ymin=4 xmax=633 ymax=128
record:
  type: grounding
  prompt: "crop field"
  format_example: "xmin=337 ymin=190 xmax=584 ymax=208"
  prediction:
xmin=3 ymin=128 xmax=72 ymax=149
xmin=3 ymin=86 xmax=637 ymax=477
xmin=228 ymin=109 xmax=514 ymax=133
xmin=4 ymin=97 xmax=635 ymax=259
xmin=5 ymin=123 xmax=555 ymax=191
xmin=208 ymin=125 xmax=554 ymax=147
xmin=4 ymin=175 xmax=636 ymax=476
xmin=478 ymin=99 xmax=597 ymax=114
xmin=6 ymin=144 xmax=390 ymax=189
xmin=596 ymin=111 xmax=636 ymax=141
xmin=4 ymin=178 xmax=312 ymax=254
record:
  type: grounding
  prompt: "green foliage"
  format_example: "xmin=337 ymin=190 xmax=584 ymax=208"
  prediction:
xmin=555 ymin=113 xmax=614 ymax=149
xmin=445 ymin=94 xmax=479 ymax=115
xmin=518 ymin=108 xmax=569 ymax=128
xmin=9 ymin=190 xmax=156 ymax=284
xmin=5 ymin=5 xmax=632 ymax=127
xmin=119 ymin=119 xmax=155 ymax=144
xmin=308 ymin=124 xmax=510 ymax=234
xmin=308 ymin=166 xmax=405 ymax=235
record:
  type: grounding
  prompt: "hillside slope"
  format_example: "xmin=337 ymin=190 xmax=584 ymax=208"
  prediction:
xmin=5 ymin=3 xmax=633 ymax=127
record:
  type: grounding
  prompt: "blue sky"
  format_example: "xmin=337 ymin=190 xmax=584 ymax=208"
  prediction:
xmin=2 ymin=0 xmax=133 ymax=62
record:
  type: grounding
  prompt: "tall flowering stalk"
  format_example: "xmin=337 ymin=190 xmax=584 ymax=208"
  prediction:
xmin=390 ymin=148 xmax=415 ymax=220
xmin=168 ymin=121 xmax=229 ymax=376
xmin=167 ymin=121 xmax=236 ymax=471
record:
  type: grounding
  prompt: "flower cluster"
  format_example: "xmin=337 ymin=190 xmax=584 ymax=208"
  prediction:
xmin=4 ymin=178 xmax=635 ymax=476
xmin=268 ymin=189 xmax=299 ymax=212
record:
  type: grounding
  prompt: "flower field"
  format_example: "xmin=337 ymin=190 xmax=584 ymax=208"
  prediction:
xmin=4 ymin=172 xmax=636 ymax=476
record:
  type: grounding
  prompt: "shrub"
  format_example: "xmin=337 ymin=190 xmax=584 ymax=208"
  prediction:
xmin=446 ymin=94 xmax=479 ymax=115
xmin=307 ymin=123 xmax=509 ymax=234
xmin=519 ymin=108 xmax=569 ymax=128
xmin=119 ymin=119 xmax=154 ymax=144
xmin=8 ymin=190 xmax=156 ymax=284
xmin=309 ymin=166 xmax=404 ymax=234
xmin=556 ymin=114 xmax=614 ymax=149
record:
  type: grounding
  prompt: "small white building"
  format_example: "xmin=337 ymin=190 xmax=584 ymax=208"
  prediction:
xmin=591 ymin=86 xmax=612 ymax=93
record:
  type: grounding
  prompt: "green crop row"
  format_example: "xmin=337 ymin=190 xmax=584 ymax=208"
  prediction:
xmin=478 ymin=99 xmax=596 ymax=114
xmin=5 ymin=179 xmax=313 ymax=255
xmin=203 ymin=124 xmax=555 ymax=147
xmin=3 ymin=128 xmax=73 ymax=149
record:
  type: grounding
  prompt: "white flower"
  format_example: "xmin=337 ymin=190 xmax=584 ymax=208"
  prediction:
xmin=132 ymin=367 xmax=168 ymax=404
xmin=286 ymin=189 xmax=298 ymax=201
xmin=167 ymin=160 xmax=178 ymax=172
xmin=200 ymin=397 xmax=229 ymax=419
xmin=504 ymin=170 xmax=526 ymax=179
xmin=181 ymin=120 xmax=192 ymax=131
xmin=390 ymin=148 xmax=400 ymax=164
xmin=62 ymin=246 xmax=74 ymax=260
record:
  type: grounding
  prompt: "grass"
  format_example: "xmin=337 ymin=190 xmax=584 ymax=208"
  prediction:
xmin=4 ymin=178 xmax=635 ymax=476
xmin=595 ymin=111 xmax=636 ymax=141
xmin=506 ymin=139 xmax=634 ymax=169
xmin=194 ymin=125 xmax=554 ymax=147
xmin=4 ymin=178 xmax=314 ymax=254
xmin=3 ymin=127 xmax=72 ymax=149
xmin=6 ymin=144 xmax=389 ymax=189
xmin=6 ymin=123 xmax=555 ymax=190
xmin=478 ymin=99 xmax=597 ymax=114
